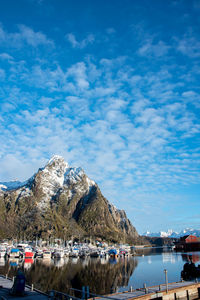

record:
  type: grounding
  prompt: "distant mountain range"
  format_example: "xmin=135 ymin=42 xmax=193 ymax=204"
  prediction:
xmin=143 ymin=228 xmax=200 ymax=238
xmin=0 ymin=155 xmax=142 ymax=243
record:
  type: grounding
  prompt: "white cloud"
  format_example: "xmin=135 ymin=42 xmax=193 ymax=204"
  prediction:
xmin=0 ymin=53 xmax=14 ymax=61
xmin=67 ymin=62 xmax=89 ymax=89
xmin=0 ymin=154 xmax=38 ymax=181
xmin=182 ymin=90 xmax=200 ymax=108
xmin=106 ymin=28 xmax=116 ymax=34
xmin=176 ymin=34 xmax=200 ymax=58
xmin=0 ymin=24 xmax=54 ymax=48
xmin=66 ymin=33 xmax=95 ymax=49
xmin=0 ymin=69 xmax=5 ymax=81
xmin=18 ymin=24 xmax=54 ymax=47
xmin=138 ymin=39 xmax=170 ymax=57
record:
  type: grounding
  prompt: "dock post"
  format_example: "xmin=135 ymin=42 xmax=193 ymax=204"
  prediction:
xmin=144 ymin=283 xmax=148 ymax=294
xmin=49 ymin=291 xmax=54 ymax=299
xmin=13 ymin=276 xmax=15 ymax=282
xmin=86 ymin=286 xmax=90 ymax=299
xmin=5 ymin=274 xmax=7 ymax=279
xmin=164 ymin=269 xmax=168 ymax=293
xmin=130 ymin=286 xmax=133 ymax=292
xmin=82 ymin=286 xmax=85 ymax=299
xmin=31 ymin=284 xmax=34 ymax=291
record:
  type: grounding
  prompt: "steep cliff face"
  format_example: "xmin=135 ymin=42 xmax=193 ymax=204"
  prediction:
xmin=0 ymin=155 xmax=139 ymax=242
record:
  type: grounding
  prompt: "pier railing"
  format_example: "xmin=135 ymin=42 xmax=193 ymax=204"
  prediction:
xmin=48 ymin=280 xmax=200 ymax=300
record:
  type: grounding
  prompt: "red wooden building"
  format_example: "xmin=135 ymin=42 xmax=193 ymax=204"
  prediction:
xmin=180 ymin=235 xmax=200 ymax=243
xmin=175 ymin=235 xmax=200 ymax=251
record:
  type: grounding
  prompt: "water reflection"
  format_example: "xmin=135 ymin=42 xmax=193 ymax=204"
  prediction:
xmin=24 ymin=258 xmax=34 ymax=270
xmin=0 ymin=251 xmax=199 ymax=295
xmin=180 ymin=253 xmax=200 ymax=281
xmin=148 ymin=256 xmax=153 ymax=264
xmin=0 ymin=257 xmax=137 ymax=295
xmin=162 ymin=253 xmax=176 ymax=263
xmin=0 ymin=258 xmax=5 ymax=267
xmin=182 ymin=253 xmax=200 ymax=263
xmin=70 ymin=257 xmax=137 ymax=296
xmin=9 ymin=259 xmax=22 ymax=267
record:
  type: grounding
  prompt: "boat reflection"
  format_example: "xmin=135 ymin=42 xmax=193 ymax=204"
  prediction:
xmin=109 ymin=257 xmax=117 ymax=264
xmin=54 ymin=258 xmax=65 ymax=268
xmin=0 ymin=258 xmax=5 ymax=267
xmin=40 ymin=258 xmax=54 ymax=267
xmin=24 ymin=258 xmax=34 ymax=270
xmin=0 ymin=256 xmax=138 ymax=295
xmin=71 ymin=257 xmax=79 ymax=264
xmin=2 ymin=249 xmax=194 ymax=294
xmin=9 ymin=258 xmax=23 ymax=267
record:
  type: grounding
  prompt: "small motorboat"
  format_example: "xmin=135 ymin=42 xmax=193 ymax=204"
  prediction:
xmin=108 ymin=248 xmax=118 ymax=258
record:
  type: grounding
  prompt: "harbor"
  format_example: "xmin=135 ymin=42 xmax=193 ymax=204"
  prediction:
xmin=0 ymin=240 xmax=135 ymax=260
xmin=1 ymin=240 xmax=200 ymax=297
xmin=1 ymin=274 xmax=200 ymax=300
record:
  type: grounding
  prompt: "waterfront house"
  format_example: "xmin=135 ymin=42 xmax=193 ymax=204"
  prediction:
xmin=175 ymin=235 xmax=200 ymax=251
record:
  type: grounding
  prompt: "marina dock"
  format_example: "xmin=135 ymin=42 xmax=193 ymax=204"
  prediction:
xmin=0 ymin=275 xmax=48 ymax=299
xmin=94 ymin=281 xmax=200 ymax=300
xmin=1 ymin=274 xmax=200 ymax=300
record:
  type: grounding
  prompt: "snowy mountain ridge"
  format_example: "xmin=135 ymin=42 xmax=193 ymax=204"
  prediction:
xmin=143 ymin=228 xmax=200 ymax=238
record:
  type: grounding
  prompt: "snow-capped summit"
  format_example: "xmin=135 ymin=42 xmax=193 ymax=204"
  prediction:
xmin=41 ymin=155 xmax=70 ymax=188
xmin=143 ymin=229 xmax=178 ymax=238
xmin=0 ymin=155 xmax=95 ymax=208
xmin=45 ymin=155 xmax=69 ymax=169
xmin=31 ymin=155 xmax=95 ymax=209
xmin=64 ymin=167 xmax=95 ymax=187
xmin=143 ymin=228 xmax=200 ymax=238
xmin=42 ymin=155 xmax=95 ymax=188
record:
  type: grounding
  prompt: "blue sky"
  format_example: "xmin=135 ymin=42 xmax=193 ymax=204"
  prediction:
xmin=0 ymin=0 xmax=199 ymax=234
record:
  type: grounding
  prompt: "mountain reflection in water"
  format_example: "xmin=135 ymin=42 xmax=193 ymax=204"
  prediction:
xmin=0 ymin=257 xmax=138 ymax=296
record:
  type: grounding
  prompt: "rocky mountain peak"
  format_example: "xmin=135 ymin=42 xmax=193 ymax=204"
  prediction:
xmin=39 ymin=155 xmax=69 ymax=189
xmin=0 ymin=155 xmax=140 ymax=243
xmin=30 ymin=156 xmax=95 ymax=210
xmin=45 ymin=155 xmax=69 ymax=170
xmin=39 ymin=155 xmax=95 ymax=189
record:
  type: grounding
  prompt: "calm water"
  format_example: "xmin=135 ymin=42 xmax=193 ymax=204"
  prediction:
xmin=0 ymin=249 xmax=199 ymax=296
